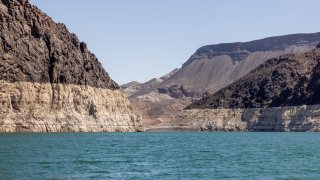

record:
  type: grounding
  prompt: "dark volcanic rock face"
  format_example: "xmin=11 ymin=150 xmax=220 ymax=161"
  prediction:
xmin=0 ymin=0 xmax=143 ymax=132
xmin=157 ymin=85 xmax=196 ymax=98
xmin=0 ymin=0 xmax=118 ymax=89
xmin=187 ymin=46 xmax=320 ymax=109
xmin=123 ymin=32 xmax=320 ymax=130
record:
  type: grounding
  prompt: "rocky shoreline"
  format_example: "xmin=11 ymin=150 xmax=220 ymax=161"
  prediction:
xmin=173 ymin=105 xmax=320 ymax=132
xmin=0 ymin=81 xmax=143 ymax=132
xmin=1 ymin=0 xmax=320 ymax=132
xmin=0 ymin=0 xmax=143 ymax=132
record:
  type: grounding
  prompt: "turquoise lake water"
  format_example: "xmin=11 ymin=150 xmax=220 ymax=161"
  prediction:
xmin=0 ymin=132 xmax=320 ymax=179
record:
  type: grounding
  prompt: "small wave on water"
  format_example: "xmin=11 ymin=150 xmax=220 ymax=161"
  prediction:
xmin=0 ymin=132 xmax=320 ymax=179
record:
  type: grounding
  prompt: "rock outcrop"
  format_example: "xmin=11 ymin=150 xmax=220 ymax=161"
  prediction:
xmin=187 ymin=46 xmax=320 ymax=109
xmin=180 ymin=46 xmax=320 ymax=132
xmin=174 ymin=105 xmax=320 ymax=132
xmin=123 ymin=33 xmax=320 ymax=130
xmin=0 ymin=0 xmax=142 ymax=132
xmin=160 ymin=33 xmax=320 ymax=94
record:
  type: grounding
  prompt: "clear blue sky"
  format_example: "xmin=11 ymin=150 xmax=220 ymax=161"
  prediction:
xmin=29 ymin=0 xmax=320 ymax=85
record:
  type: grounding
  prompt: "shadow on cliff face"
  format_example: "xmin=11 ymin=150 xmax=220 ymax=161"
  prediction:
xmin=242 ymin=108 xmax=278 ymax=131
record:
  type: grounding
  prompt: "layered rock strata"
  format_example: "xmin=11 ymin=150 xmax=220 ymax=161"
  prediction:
xmin=123 ymin=33 xmax=320 ymax=130
xmin=0 ymin=81 xmax=142 ymax=132
xmin=179 ymin=47 xmax=320 ymax=131
xmin=174 ymin=105 xmax=320 ymax=132
xmin=0 ymin=0 xmax=142 ymax=132
xmin=187 ymin=46 xmax=320 ymax=109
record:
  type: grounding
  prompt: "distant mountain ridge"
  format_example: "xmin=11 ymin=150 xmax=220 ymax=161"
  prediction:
xmin=176 ymin=46 xmax=320 ymax=132
xmin=187 ymin=45 xmax=320 ymax=109
xmin=164 ymin=33 xmax=320 ymax=94
xmin=184 ymin=33 xmax=320 ymax=67
xmin=122 ymin=32 xmax=320 ymax=130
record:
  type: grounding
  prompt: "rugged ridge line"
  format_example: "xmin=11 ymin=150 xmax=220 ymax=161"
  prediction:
xmin=0 ymin=0 xmax=118 ymax=89
xmin=0 ymin=0 xmax=143 ymax=132
xmin=183 ymin=33 xmax=320 ymax=67
xmin=122 ymin=32 xmax=320 ymax=130
xmin=187 ymin=46 xmax=320 ymax=109
xmin=177 ymin=46 xmax=320 ymax=132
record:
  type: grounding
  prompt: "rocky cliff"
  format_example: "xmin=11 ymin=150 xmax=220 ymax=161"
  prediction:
xmin=178 ymin=46 xmax=320 ymax=132
xmin=0 ymin=0 xmax=142 ymax=132
xmin=157 ymin=33 xmax=320 ymax=94
xmin=174 ymin=105 xmax=320 ymax=132
xmin=187 ymin=45 xmax=320 ymax=109
xmin=122 ymin=33 xmax=320 ymax=130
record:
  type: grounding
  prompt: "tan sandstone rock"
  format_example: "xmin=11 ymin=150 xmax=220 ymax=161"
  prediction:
xmin=0 ymin=81 xmax=143 ymax=132
xmin=175 ymin=105 xmax=320 ymax=132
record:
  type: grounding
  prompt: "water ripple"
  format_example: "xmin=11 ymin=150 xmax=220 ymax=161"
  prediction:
xmin=0 ymin=132 xmax=320 ymax=179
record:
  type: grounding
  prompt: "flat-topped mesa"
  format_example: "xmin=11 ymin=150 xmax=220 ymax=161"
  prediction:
xmin=0 ymin=0 xmax=143 ymax=132
xmin=183 ymin=33 xmax=320 ymax=67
